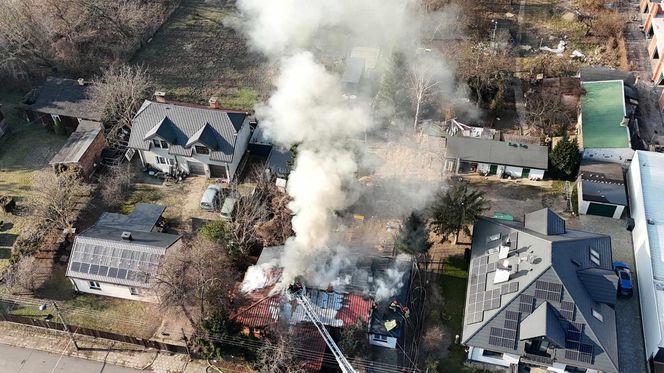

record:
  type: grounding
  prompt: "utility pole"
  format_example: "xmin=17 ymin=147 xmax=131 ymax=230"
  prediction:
xmin=52 ymin=302 xmax=79 ymax=351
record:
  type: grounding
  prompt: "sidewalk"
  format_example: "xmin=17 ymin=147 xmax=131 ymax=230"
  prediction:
xmin=0 ymin=322 xmax=252 ymax=373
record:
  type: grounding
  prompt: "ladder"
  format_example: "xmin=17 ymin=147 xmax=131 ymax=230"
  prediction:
xmin=293 ymin=288 xmax=356 ymax=373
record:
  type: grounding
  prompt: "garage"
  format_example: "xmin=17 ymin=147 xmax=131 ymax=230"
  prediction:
xmin=209 ymin=164 xmax=228 ymax=179
xmin=187 ymin=161 xmax=205 ymax=175
xmin=586 ymin=202 xmax=617 ymax=218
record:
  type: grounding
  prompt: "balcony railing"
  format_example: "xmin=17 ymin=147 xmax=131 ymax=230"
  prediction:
xmin=522 ymin=353 xmax=554 ymax=366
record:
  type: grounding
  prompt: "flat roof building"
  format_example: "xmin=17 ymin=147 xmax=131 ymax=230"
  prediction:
xmin=577 ymin=160 xmax=627 ymax=219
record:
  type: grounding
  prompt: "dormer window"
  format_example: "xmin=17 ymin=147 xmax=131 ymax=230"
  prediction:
xmin=195 ymin=145 xmax=209 ymax=155
xmin=152 ymin=139 xmax=169 ymax=149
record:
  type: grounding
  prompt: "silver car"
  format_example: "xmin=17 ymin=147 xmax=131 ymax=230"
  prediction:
xmin=200 ymin=185 xmax=221 ymax=211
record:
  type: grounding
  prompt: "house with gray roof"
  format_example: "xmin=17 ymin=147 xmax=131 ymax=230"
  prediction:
xmin=445 ymin=135 xmax=548 ymax=180
xmin=128 ymin=97 xmax=251 ymax=180
xmin=66 ymin=203 xmax=181 ymax=302
xmin=463 ymin=208 xmax=619 ymax=372
xmin=577 ymin=160 xmax=627 ymax=219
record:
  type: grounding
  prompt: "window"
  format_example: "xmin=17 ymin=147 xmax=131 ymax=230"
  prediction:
xmin=167 ymin=158 xmax=176 ymax=166
xmin=372 ymin=334 xmax=388 ymax=342
xmin=152 ymin=139 xmax=169 ymax=149
xmin=592 ymin=308 xmax=603 ymax=322
xmin=482 ymin=349 xmax=503 ymax=358
xmin=589 ymin=248 xmax=600 ymax=266
xmin=129 ymin=287 xmax=140 ymax=296
xmin=156 ymin=156 xmax=167 ymax=165
xmin=89 ymin=281 xmax=101 ymax=290
xmin=195 ymin=145 xmax=210 ymax=155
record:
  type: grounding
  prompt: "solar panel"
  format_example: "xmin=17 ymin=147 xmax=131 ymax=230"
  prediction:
xmin=519 ymin=294 xmax=534 ymax=313
xmin=534 ymin=281 xmax=563 ymax=303
xmin=504 ymin=319 xmax=518 ymax=330
xmin=69 ymin=244 xmax=162 ymax=285
xmin=505 ymin=310 xmax=520 ymax=321
xmin=560 ymin=309 xmax=574 ymax=320
xmin=578 ymin=353 xmax=593 ymax=364
xmin=561 ymin=301 xmax=575 ymax=311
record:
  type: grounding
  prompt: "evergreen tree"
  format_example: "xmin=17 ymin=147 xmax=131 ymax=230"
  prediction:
xmin=395 ymin=212 xmax=431 ymax=256
xmin=431 ymin=183 xmax=489 ymax=244
xmin=549 ymin=137 xmax=580 ymax=180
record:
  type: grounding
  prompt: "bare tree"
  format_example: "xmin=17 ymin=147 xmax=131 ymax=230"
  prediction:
xmin=99 ymin=164 xmax=133 ymax=208
xmin=28 ymin=169 xmax=91 ymax=232
xmin=154 ymin=235 xmax=238 ymax=327
xmin=409 ymin=59 xmax=440 ymax=131
xmin=229 ymin=170 xmax=293 ymax=254
xmin=255 ymin=334 xmax=307 ymax=373
xmin=0 ymin=0 xmax=169 ymax=77
xmin=91 ymin=64 xmax=153 ymax=147
xmin=4 ymin=255 xmax=40 ymax=295
xmin=452 ymin=42 xmax=513 ymax=107
xmin=525 ymin=89 xmax=576 ymax=137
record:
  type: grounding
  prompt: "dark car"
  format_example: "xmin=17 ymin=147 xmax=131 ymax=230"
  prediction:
xmin=614 ymin=261 xmax=633 ymax=297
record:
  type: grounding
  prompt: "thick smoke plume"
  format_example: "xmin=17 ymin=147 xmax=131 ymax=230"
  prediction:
xmin=233 ymin=0 xmax=457 ymax=287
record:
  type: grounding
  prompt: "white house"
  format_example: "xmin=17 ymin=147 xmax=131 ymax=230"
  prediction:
xmin=128 ymin=97 xmax=251 ymax=181
xmin=577 ymin=160 xmax=627 ymax=219
xmin=65 ymin=203 xmax=181 ymax=302
xmin=626 ymin=151 xmax=664 ymax=367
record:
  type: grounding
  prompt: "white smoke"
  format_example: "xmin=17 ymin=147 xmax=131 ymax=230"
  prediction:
xmin=373 ymin=254 xmax=410 ymax=301
xmin=233 ymin=0 xmax=458 ymax=288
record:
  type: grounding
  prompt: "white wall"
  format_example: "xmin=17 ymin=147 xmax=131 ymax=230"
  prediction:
xmin=228 ymin=118 xmax=251 ymax=179
xmin=582 ymin=148 xmax=634 ymax=164
xmin=140 ymin=143 xmax=233 ymax=180
xmin=627 ymin=155 xmax=662 ymax=361
xmin=70 ymin=278 xmax=157 ymax=303
xmin=368 ymin=333 xmax=397 ymax=349
xmin=477 ymin=163 xmax=491 ymax=174
xmin=467 ymin=346 xmax=520 ymax=368
xmin=529 ymin=169 xmax=545 ymax=180
xmin=504 ymin=166 xmax=523 ymax=178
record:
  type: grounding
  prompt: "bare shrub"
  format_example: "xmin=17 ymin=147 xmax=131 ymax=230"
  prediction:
xmin=4 ymin=255 xmax=39 ymax=295
xmin=255 ymin=334 xmax=306 ymax=373
xmin=99 ymin=164 xmax=133 ymax=208
xmin=28 ymin=169 xmax=91 ymax=232
xmin=423 ymin=325 xmax=446 ymax=352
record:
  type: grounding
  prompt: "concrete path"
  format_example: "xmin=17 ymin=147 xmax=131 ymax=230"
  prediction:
xmin=0 ymin=343 xmax=140 ymax=373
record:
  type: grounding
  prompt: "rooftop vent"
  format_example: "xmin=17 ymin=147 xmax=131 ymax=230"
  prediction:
xmin=77 ymin=78 xmax=85 ymax=86
xmin=154 ymin=91 xmax=167 ymax=103
xmin=121 ymin=231 xmax=132 ymax=241
xmin=648 ymin=218 xmax=656 ymax=225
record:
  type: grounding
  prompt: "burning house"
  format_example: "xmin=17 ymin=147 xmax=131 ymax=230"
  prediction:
xmin=234 ymin=246 xmax=413 ymax=364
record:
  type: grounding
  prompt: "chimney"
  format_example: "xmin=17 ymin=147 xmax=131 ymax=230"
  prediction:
xmin=77 ymin=78 xmax=85 ymax=86
xmin=208 ymin=96 xmax=220 ymax=109
xmin=121 ymin=231 xmax=132 ymax=241
xmin=154 ymin=91 xmax=167 ymax=103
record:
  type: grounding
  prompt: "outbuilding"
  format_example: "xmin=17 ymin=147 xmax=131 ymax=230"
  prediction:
xmin=577 ymin=160 xmax=627 ymax=219
xmin=49 ymin=120 xmax=105 ymax=177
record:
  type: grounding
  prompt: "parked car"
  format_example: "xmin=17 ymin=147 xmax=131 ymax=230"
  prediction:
xmin=220 ymin=197 xmax=237 ymax=221
xmin=614 ymin=261 xmax=633 ymax=297
xmin=200 ymin=185 xmax=221 ymax=211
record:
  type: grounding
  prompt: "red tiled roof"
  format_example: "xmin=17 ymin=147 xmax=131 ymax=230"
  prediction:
xmin=292 ymin=324 xmax=327 ymax=372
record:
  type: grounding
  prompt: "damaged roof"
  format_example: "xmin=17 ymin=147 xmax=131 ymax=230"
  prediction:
xmin=462 ymin=208 xmax=619 ymax=372
xmin=49 ymin=120 xmax=103 ymax=166
xmin=128 ymin=100 xmax=248 ymax=163
xmin=26 ymin=78 xmax=103 ymax=121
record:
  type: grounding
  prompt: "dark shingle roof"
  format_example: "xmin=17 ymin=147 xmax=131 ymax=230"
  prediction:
xmin=462 ymin=209 xmax=619 ymax=372
xmin=128 ymin=101 xmax=247 ymax=163
xmin=446 ymin=135 xmax=548 ymax=170
xmin=65 ymin=203 xmax=180 ymax=287
xmin=27 ymin=78 xmax=102 ymax=121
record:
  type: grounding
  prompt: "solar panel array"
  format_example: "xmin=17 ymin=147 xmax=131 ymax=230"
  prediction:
xmin=560 ymin=301 xmax=575 ymax=320
xmin=489 ymin=311 xmax=520 ymax=349
xmin=69 ymin=243 xmax=161 ymax=284
xmin=565 ymin=321 xmax=593 ymax=364
xmin=534 ymin=281 xmax=563 ymax=303
xmin=519 ymin=294 xmax=534 ymax=314
xmin=466 ymin=256 xmax=520 ymax=325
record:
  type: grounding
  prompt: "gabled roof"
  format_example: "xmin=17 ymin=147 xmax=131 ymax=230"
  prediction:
xmin=576 ymin=268 xmax=618 ymax=305
xmin=445 ymin=135 xmax=548 ymax=170
xmin=128 ymin=100 xmax=247 ymax=163
xmin=49 ymin=120 xmax=103 ymax=165
xmin=519 ymin=302 xmax=567 ymax=348
xmin=26 ymin=78 xmax=103 ymax=121
xmin=65 ymin=203 xmax=180 ymax=287
xmin=524 ymin=208 xmax=566 ymax=235
xmin=463 ymin=209 xmax=619 ymax=372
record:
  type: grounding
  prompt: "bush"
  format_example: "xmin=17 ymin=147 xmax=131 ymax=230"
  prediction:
xmin=549 ymin=137 xmax=581 ymax=180
xmin=199 ymin=220 xmax=230 ymax=244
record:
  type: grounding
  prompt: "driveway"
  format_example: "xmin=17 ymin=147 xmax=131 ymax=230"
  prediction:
xmin=567 ymin=215 xmax=648 ymax=373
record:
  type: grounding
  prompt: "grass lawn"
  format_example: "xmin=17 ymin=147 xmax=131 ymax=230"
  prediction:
xmin=435 ymin=255 xmax=489 ymax=373
xmin=132 ymin=0 xmax=270 ymax=108
xmin=0 ymin=91 xmax=67 ymax=269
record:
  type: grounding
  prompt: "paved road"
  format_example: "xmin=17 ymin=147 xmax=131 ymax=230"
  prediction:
xmin=0 ymin=343 xmax=141 ymax=373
